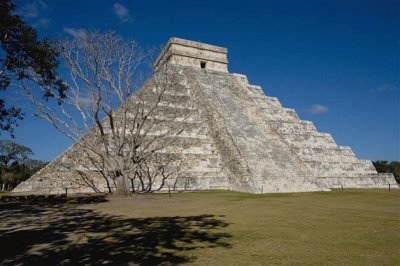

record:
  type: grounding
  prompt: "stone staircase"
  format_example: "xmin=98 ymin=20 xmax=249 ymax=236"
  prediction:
xmin=187 ymin=68 xmax=325 ymax=193
xmin=231 ymin=72 xmax=394 ymax=189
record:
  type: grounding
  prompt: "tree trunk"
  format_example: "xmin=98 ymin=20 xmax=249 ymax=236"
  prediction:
xmin=115 ymin=174 xmax=131 ymax=195
xmin=130 ymin=178 xmax=135 ymax=193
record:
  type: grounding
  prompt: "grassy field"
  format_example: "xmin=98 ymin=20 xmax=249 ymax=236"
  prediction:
xmin=1 ymin=189 xmax=399 ymax=265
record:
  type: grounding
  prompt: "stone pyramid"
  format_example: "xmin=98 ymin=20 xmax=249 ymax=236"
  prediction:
xmin=14 ymin=38 xmax=397 ymax=194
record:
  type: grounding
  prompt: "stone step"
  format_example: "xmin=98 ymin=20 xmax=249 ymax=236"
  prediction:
xmin=269 ymin=120 xmax=318 ymax=134
xmin=158 ymin=145 xmax=214 ymax=155
xmin=300 ymin=156 xmax=358 ymax=163
xmin=245 ymin=85 xmax=264 ymax=97
xmin=232 ymin=73 xmax=249 ymax=84
xmin=140 ymin=91 xmax=193 ymax=103
xmin=182 ymin=167 xmax=222 ymax=174
xmin=254 ymin=96 xmax=282 ymax=109
xmin=358 ymin=160 xmax=377 ymax=171
xmin=128 ymin=99 xmax=196 ymax=111
xmin=279 ymin=133 xmax=337 ymax=148
xmin=304 ymin=161 xmax=377 ymax=176
xmin=322 ymin=174 xmax=398 ymax=188
xmin=104 ymin=121 xmax=208 ymax=136
xmin=256 ymin=179 xmax=325 ymax=193
xmin=291 ymin=146 xmax=356 ymax=158
xmin=259 ymin=107 xmax=300 ymax=122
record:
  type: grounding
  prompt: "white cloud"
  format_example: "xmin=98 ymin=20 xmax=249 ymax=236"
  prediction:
xmin=63 ymin=28 xmax=87 ymax=39
xmin=19 ymin=1 xmax=50 ymax=29
xmin=33 ymin=18 xmax=50 ymax=28
xmin=76 ymin=95 xmax=94 ymax=109
xmin=113 ymin=3 xmax=132 ymax=23
xmin=305 ymin=104 xmax=329 ymax=114
xmin=37 ymin=0 xmax=49 ymax=10
xmin=20 ymin=0 xmax=48 ymax=18
xmin=375 ymin=84 xmax=398 ymax=92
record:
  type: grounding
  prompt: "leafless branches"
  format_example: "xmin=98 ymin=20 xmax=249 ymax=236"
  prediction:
xmin=22 ymin=31 xmax=193 ymax=194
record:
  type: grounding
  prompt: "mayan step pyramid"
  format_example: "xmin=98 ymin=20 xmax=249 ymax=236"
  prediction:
xmin=14 ymin=38 xmax=397 ymax=194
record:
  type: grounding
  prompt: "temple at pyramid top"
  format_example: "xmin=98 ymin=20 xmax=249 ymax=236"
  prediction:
xmin=154 ymin=37 xmax=228 ymax=72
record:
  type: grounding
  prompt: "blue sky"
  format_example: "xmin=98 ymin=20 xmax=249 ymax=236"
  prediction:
xmin=6 ymin=0 xmax=399 ymax=161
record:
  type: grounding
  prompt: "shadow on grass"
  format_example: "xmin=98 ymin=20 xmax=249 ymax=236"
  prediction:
xmin=0 ymin=197 xmax=231 ymax=265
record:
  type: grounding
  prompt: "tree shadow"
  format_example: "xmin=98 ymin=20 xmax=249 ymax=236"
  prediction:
xmin=0 ymin=198 xmax=231 ymax=265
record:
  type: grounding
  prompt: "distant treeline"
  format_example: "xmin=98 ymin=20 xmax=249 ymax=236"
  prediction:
xmin=372 ymin=161 xmax=400 ymax=184
xmin=0 ymin=140 xmax=47 ymax=191
xmin=0 ymin=160 xmax=47 ymax=191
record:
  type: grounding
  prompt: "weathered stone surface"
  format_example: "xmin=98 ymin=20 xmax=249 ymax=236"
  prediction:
xmin=14 ymin=38 xmax=398 ymax=194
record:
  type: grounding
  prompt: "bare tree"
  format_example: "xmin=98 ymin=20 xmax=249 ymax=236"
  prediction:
xmin=21 ymin=31 xmax=193 ymax=194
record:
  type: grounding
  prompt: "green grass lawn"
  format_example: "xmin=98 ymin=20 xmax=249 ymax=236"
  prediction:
xmin=1 ymin=189 xmax=399 ymax=265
